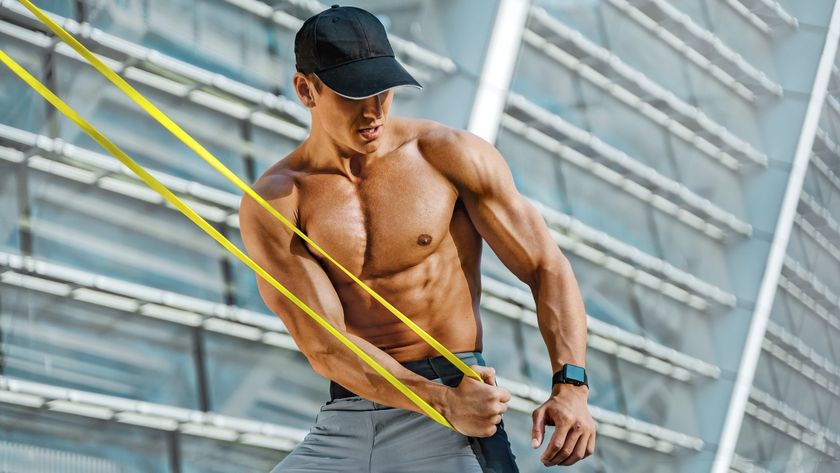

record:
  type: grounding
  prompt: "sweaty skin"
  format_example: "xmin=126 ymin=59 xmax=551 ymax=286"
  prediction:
xmin=240 ymin=73 xmax=595 ymax=465
xmin=289 ymin=118 xmax=484 ymax=361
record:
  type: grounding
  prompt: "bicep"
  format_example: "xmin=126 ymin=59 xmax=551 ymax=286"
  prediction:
xmin=452 ymin=133 xmax=562 ymax=285
xmin=464 ymin=178 xmax=559 ymax=285
xmin=239 ymin=194 xmax=346 ymax=350
xmin=253 ymin=234 xmax=347 ymax=332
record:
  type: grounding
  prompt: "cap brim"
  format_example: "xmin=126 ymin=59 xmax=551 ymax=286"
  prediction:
xmin=315 ymin=56 xmax=422 ymax=99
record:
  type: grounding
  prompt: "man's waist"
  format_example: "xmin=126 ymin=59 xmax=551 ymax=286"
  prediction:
xmin=329 ymin=351 xmax=485 ymax=400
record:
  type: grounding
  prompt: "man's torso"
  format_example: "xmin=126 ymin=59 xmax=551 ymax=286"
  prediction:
xmin=269 ymin=117 xmax=484 ymax=362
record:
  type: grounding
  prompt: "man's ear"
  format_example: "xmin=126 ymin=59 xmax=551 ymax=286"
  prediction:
xmin=293 ymin=73 xmax=316 ymax=108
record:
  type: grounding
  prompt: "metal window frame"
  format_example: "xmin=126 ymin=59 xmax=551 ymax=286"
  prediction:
xmin=711 ymin=2 xmax=840 ymax=471
xmin=504 ymin=93 xmax=753 ymax=237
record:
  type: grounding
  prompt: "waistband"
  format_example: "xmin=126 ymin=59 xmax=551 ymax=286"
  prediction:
xmin=329 ymin=351 xmax=485 ymax=401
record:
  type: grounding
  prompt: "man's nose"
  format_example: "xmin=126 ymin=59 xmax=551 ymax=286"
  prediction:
xmin=363 ymin=92 xmax=384 ymax=117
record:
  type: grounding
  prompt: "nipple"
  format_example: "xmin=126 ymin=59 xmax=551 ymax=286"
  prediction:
xmin=417 ymin=234 xmax=432 ymax=246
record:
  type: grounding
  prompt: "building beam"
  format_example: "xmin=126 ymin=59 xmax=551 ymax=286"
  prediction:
xmin=466 ymin=0 xmax=530 ymax=143
xmin=710 ymin=1 xmax=840 ymax=471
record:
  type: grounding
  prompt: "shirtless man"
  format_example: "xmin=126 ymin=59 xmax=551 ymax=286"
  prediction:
xmin=240 ymin=5 xmax=595 ymax=472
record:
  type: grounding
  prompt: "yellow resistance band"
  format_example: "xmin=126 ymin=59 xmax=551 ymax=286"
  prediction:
xmin=0 ymin=48 xmax=456 ymax=431
xmin=16 ymin=0 xmax=482 ymax=385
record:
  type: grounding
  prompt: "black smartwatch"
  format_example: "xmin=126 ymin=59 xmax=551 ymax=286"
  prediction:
xmin=552 ymin=363 xmax=588 ymax=388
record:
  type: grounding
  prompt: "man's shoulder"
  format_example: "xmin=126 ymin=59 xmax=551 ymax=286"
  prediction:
xmin=240 ymin=155 xmax=300 ymax=220
xmin=253 ymin=162 xmax=297 ymax=197
xmin=412 ymin=119 xmax=484 ymax=155
xmin=412 ymin=120 xmax=501 ymax=186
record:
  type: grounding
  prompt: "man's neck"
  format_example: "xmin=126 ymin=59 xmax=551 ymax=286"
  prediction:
xmin=301 ymin=118 xmax=399 ymax=176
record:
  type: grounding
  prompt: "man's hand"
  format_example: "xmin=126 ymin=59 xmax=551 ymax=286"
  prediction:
xmin=532 ymin=384 xmax=596 ymax=466
xmin=438 ymin=365 xmax=511 ymax=437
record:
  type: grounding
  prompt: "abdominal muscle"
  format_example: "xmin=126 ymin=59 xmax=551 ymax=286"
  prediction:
xmin=331 ymin=240 xmax=484 ymax=363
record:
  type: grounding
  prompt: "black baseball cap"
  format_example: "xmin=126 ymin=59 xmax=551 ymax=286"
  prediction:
xmin=294 ymin=4 xmax=422 ymax=99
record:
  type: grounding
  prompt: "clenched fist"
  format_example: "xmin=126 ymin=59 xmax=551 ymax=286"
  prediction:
xmin=440 ymin=365 xmax=511 ymax=437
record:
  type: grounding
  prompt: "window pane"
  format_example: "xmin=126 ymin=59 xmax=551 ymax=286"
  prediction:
xmin=28 ymin=172 xmax=228 ymax=301
xmin=481 ymin=308 xmax=527 ymax=383
xmin=203 ymin=332 xmax=327 ymax=430
xmin=495 ymin=127 xmax=568 ymax=211
xmin=180 ymin=435 xmax=285 ymax=473
xmin=0 ymin=36 xmax=48 ymax=134
xmin=1 ymin=287 xmax=200 ymax=408
xmin=0 ymin=161 xmax=20 ymax=251
xmin=54 ymin=56 xmax=249 ymax=194
xmin=0 ymin=405 xmax=171 ymax=473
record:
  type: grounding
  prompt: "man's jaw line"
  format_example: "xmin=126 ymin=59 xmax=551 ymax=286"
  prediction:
xmin=303 ymin=120 xmax=390 ymax=165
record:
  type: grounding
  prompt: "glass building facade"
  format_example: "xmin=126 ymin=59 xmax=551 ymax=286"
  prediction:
xmin=0 ymin=1 xmax=838 ymax=472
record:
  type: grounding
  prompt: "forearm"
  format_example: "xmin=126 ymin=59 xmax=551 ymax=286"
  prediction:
xmin=530 ymin=256 xmax=588 ymax=372
xmin=260 ymin=287 xmax=451 ymax=417
xmin=305 ymin=330 xmax=451 ymax=416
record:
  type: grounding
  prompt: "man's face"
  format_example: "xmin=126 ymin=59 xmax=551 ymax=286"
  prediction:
xmin=296 ymin=73 xmax=394 ymax=155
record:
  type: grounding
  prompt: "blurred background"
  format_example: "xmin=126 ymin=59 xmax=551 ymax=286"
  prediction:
xmin=1 ymin=0 xmax=839 ymax=472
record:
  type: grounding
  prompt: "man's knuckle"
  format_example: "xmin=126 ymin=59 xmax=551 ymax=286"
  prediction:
xmin=556 ymin=412 xmax=572 ymax=424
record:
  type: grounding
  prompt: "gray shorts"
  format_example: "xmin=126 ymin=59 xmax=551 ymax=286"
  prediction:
xmin=270 ymin=352 xmax=519 ymax=473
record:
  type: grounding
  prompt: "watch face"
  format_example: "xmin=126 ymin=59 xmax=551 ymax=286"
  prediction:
xmin=565 ymin=365 xmax=586 ymax=384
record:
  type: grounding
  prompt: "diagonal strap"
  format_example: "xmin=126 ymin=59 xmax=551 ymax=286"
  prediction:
xmin=14 ymin=0 xmax=482 ymax=385
xmin=0 ymin=47 xmax=457 ymax=430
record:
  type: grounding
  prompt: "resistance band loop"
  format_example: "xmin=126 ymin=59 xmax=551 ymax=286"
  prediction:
xmin=0 ymin=48 xmax=455 ymax=431
xmin=17 ymin=0 xmax=482 ymax=384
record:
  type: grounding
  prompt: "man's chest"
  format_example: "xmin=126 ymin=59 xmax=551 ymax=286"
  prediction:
xmin=296 ymin=152 xmax=459 ymax=279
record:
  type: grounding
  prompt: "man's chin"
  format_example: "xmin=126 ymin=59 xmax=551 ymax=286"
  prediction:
xmin=355 ymin=136 xmax=382 ymax=154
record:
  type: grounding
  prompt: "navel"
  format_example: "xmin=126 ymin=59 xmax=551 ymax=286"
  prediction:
xmin=417 ymin=234 xmax=432 ymax=246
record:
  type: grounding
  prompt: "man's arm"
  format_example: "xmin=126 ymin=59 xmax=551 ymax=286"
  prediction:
xmin=238 ymin=170 xmax=509 ymax=437
xmin=421 ymin=128 xmax=596 ymax=466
